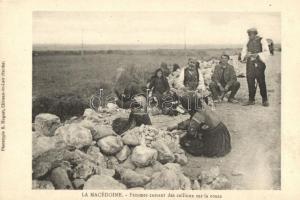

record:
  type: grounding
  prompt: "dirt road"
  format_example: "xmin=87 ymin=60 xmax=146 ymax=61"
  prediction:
xmin=151 ymin=52 xmax=281 ymax=189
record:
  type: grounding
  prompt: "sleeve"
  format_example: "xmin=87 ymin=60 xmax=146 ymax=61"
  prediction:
xmin=258 ymin=38 xmax=270 ymax=64
xmin=175 ymin=68 xmax=185 ymax=89
xmin=240 ymin=42 xmax=248 ymax=61
xmin=211 ymin=65 xmax=219 ymax=84
xmin=197 ymin=69 xmax=206 ymax=91
xmin=226 ymin=66 xmax=237 ymax=88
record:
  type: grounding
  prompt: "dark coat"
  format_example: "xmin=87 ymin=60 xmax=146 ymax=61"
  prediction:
xmin=148 ymin=76 xmax=170 ymax=94
xmin=211 ymin=63 xmax=237 ymax=88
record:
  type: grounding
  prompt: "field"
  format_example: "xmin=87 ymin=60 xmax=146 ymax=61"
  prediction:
xmin=33 ymin=49 xmax=281 ymax=189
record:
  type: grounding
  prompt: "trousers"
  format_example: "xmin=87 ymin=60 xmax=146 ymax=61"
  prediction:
xmin=246 ymin=59 xmax=268 ymax=101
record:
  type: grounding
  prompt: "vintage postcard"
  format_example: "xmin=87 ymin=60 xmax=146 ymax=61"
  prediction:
xmin=1 ymin=0 xmax=300 ymax=200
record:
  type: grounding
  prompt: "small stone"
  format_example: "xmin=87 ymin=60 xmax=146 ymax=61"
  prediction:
xmin=83 ymin=175 xmax=126 ymax=190
xmin=192 ymin=180 xmax=201 ymax=190
xmin=34 ymin=113 xmax=61 ymax=136
xmin=106 ymin=156 xmax=119 ymax=170
xmin=231 ymin=170 xmax=244 ymax=176
xmin=32 ymin=180 xmax=54 ymax=190
xmin=210 ymin=175 xmax=231 ymax=190
xmin=131 ymin=146 xmax=158 ymax=167
xmin=97 ymin=135 xmax=123 ymax=155
xmin=115 ymin=145 xmax=131 ymax=162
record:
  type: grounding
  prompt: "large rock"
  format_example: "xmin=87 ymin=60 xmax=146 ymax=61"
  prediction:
xmin=120 ymin=168 xmax=151 ymax=188
xmin=32 ymin=135 xmax=66 ymax=159
xmin=73 ymin=179 xmax=85 ymax=189
xmin=134 ymin=166 xmax=155 ymax=177
xmin=32 ymin=148 xmax=70 ymax=178
xmin=122 ymin=131 xmax=141 ymax=146
xmin=131 ymin=146 xmax=158 ymax=167
xmin=32 ymin=180 xmax=54 ymax=190
xmin=92 ymin=125 xmax=116 ymax=140
xmin=55 ymin=124 xmax=92 ymax=149
xmin=115 ymin=145 xmax=131 ymax=162
xmin=145 ymin=169 xmax=180 ymax=190
xmin=174 ymin=152 xmax=188 ymax=166
xmin=86 ymin=146 xmax=107 ymax=168
xmin=73 ymin=160 xmax=97 ymax=179
xmin=50 ymin=167 xmax=73 ymax=189
xmin=83 ymin=108 xmax=103 ymax=122
xmin=83 ymin=175 xmax=126 ymax=190
xmin=119 ymin=156 xmax=136 ymax=170
xmin=32 ymin=148 xmax=98 ymax=179
xmin=97 ymin=136 xmax=123 ymax=155
xmin=34 ymin=113 xmax=61 ymax=136
xmin=178 ymin=173 xmax=192 ymax=190
xmin=152 ymin=141 xmax=175 ymax=164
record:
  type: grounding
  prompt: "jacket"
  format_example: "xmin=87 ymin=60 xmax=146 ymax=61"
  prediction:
xmin=175 ymin=66 xmax=206 ymax=91
xmin=211 ymin=63 xmax=237 ymax=88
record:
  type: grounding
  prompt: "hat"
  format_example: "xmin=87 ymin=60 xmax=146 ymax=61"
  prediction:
xmin=247 ymin=28 xmax=258 ymax=34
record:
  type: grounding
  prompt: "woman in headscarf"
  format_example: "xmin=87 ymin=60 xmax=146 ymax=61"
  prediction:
xmin=168 ymin=96 xmax=231 ymax=157
xmin=113 ymin=84 xmax=151 ymax=134
xmin=148 ymin=68 xmax=170 ymax=109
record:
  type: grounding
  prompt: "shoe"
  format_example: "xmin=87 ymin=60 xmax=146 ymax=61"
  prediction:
xmin=228 ymin=98 xmax=239 ymax=103
xmin=262 ymin=101 xmax=269 ymax=107
xmin=242 ymin=100 xmax=255 ymax=106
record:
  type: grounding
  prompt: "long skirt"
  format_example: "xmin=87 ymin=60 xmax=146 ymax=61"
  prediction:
xmin=180 ymin=122 xmax=231 ymax=157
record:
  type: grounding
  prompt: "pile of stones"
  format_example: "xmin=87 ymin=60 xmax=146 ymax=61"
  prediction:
xmin=32 ymin=108 xmax=194 ymax=190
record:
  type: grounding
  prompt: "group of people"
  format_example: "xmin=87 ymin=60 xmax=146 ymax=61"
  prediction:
xmin=114 ymin=28 xmax=271 ymax=158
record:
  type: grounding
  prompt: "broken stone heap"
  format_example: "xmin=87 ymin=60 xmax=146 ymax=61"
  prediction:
xmin=32 ymin=108 xmax=230 ymax=190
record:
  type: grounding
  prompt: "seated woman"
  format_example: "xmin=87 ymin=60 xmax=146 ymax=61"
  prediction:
xmin=113 ymin=84 xmax=151 ymax=134
xmin=168 ymin=97 xmax=231 ymax=157
xmin=148 ymin=68 xmax=170 ymax=109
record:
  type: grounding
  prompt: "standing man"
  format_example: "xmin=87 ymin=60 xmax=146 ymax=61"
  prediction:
xmin=241 ymin=28 xmax=270 ymax=106
xmin=209 ymin=54 xmax=240 ymax=103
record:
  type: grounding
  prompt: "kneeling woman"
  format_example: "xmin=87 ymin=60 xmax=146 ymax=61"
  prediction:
xmin=168 ymin=97 xmax=231 ymax=157
xmin=113 ymin=85 xmax=151 ymax=134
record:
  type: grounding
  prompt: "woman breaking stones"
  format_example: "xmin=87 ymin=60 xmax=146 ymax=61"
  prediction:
xmin=113 ymin=84 xmax=151 ymax=134
xmin=168 ymin=97 xmax=231 ymax=157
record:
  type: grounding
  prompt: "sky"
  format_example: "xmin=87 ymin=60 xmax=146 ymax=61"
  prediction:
xmin=33 ymin=12 xmax=281 ymax=45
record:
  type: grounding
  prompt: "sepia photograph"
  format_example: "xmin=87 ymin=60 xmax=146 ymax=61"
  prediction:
xmin=31 ymin=11 xmax=281 ymax=190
